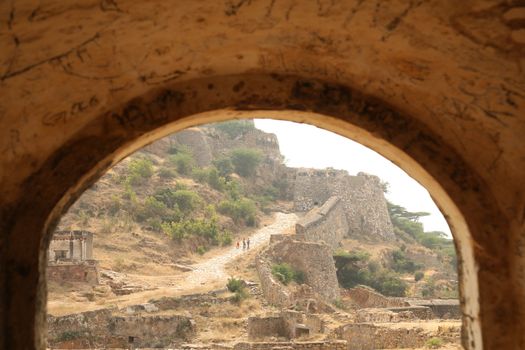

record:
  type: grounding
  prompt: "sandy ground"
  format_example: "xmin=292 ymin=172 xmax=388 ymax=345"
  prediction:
xmin=48 ymin=212 xmax=298 ymax=315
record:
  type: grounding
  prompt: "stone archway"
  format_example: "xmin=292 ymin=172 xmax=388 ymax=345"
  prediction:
xmin=0 ymin=2 xmax=524 ymax=349
xmin=3 ymin=73 xmax=508 ymax=349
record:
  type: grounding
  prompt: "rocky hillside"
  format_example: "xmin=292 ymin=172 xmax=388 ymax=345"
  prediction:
xmin=57 ymin=120 xmax=290 ymax=274
xmin=55 ymin=119 xmax=457 ymax=298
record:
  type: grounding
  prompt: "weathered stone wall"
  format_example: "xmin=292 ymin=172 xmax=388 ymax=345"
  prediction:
xmin=255 ymin=255 xmax=295 ymax=308
xmin=336 ymin=323 xmax=429 ymax=350
xmin=233 ymin=340 xmax=347 ymax=350
xmin=295 ymin=196 xmax=348 ymax=249
xmin=266 ymin=238 xmax=340 ymax=302
xmin=47 ymin=309 xmax=194 ymax=348
xmin=408 ymin=299 xmax=461 ymax=319
xmin=248 ymin=316 xmax=287 ymax=339
xmin=292 ymin=169 xmax=394 ymax=241
xmin=47 ymin=262 xmax=98 ymax=284
xmin=342 ymin=285 xmax=408 ymax=309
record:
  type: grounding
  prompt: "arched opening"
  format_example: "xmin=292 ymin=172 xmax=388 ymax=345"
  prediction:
xmin=5 ymin=74 xmax=505 ymax=349
xmin=45 ymin=118 xmax=467 ymax=349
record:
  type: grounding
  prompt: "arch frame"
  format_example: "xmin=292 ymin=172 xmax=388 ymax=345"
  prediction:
xmin=2 ymin=73 xmax=514 ymax=349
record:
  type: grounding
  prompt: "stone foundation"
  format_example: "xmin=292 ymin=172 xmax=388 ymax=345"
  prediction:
xmin=233 ymin=340 xmax=347 ymax=350
xmin=336 ymin=323 xmax=428 ymax=350
xmin=47 ymin=262 xmax=99 ymax=284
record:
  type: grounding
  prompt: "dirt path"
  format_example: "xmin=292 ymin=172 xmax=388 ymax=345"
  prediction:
xmin=48 ymin=212 xmax=297 ymax=315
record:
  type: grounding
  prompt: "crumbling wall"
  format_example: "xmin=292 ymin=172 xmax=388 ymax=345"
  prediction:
xmin=292 ymin=169 xmax=394 ymax=241
xmin=233 ymin=340 xmax=347 ymax=350
xmin=47 ymin=309 xmax=194 ymax=348
xmin=248 ymin=316 xmax=287 ymax=339
xmin=47 ymin=262 xmax=98 ymax=284
xmin=336 ymin=323 xmax=429 ymax=350
xmin=266 ymin=238 xmax=340 ymax=302
xmin=255 ymin=255 xmax=295 ymax=308
xmin=295 ymin=196 xmax=348 ymax=249
xmin=408 ymin=299 xmax=461 ymax=319
xmin=342 ymin=285 xmax=408 ymax=309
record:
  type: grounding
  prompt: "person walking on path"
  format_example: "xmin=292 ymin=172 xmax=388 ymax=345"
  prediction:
xmin=236 ymin=241 xmax=240 ymax=249
xmin=242 ymin=238 xmax=246 ymax=250
xmin=247 ymin=238 xmax=250 ymax=250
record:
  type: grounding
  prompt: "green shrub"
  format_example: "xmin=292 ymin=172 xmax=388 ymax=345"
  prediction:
xmin=170 ymin=152 xmax=194 ymax=175
xmin=227 ymin=277 xmax=244 ymax=293
xmin=161 ymin=218 xmax=221 ymax=243
xmin=128 ymin=158 xmax=154 ymax=178
xmin=415 ymin=271 xmax=425 ymax=281
xmin=230 ymin=148 xmax=262 ymax=177
xmin=126 ymin=158 xmax=154 ymax=186
xmin=171 ymin=190 xmax=201 ymax=213
xmin=271 ymin=263 xmax=305 ymax=285
xmin=134 ymin=196 xmax=169 ymax=222
xmin=211 ymin=120 xmax=255 ymax=138
xmin=425 ymin=337 xmax=443 ymax=348
xmin=391 ymin=249 xmax=422 ymax=273
xmin=219 ymin=231 xmax=233 ymax=246
xmin=334 ymin=249 xmax=407 ymax=296
xmin=217 ymin=198 xmax=257 ymax=226
xmin=227 ymin=277 xmax=249 ymax=303
xmin=196 ymin=246 xmax=207 ymax=255
xmin=230 ymin=288 xmax=249 ymax=303
xmin=191 ymin=167 xmax=210 ymax=183
xmin=213 ymin=156 xmax=234 ymax=177
xmin=158 ymin=167 xmax=176 ymax=179
xmin=207 ymin=167 xmax=226 ymax=191
xmin=422 ymin=277 xmax=437 ymax=297
xmin=370 ymin=270 xmax=408 ymax=297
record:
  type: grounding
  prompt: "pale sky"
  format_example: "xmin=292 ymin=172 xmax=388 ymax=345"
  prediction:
xmin=253 ymin=119 xmax=452 ymax=237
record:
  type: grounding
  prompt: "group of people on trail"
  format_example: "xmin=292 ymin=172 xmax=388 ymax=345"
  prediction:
xmin=236 ymin=238 xmax=250 ymax=250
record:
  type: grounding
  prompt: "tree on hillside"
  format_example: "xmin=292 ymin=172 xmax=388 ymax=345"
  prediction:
xmin=230 ymin=148 xmax=262 ymax=177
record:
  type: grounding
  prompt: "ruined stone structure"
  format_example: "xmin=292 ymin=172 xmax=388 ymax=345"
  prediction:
xmin=295 ymin=196 xmax=348 ymax=250
xmin=48 ymin=230 xmax=93 ymax=262
xmin=248 ymin=310 xmax=323 ymax=340
xmin=293 ymin=169 xmax=394 ymax=241
xmin=336 ymin=323 xmax=455 ymax=350
xmin=47 ymin=231 xmax=98 ymax=284
xmin=265 ymin=237 xmax=340 ymax=303
xmin=47 ymin=262 xmax=98 ymax=285
xmin=233 ymin=340 xmax=347 ymax=350
xmin=1 ymin=2 xmax=525 ymax=349
xmin=342 ymin=285 xmax=409 ymax=309
xmin=47 ymin=308 xmax=195 ymax=348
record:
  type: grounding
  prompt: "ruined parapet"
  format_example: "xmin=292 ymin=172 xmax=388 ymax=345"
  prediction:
xmin=265 ymin=237 xmax=340 ymax=303
xmin=292 ymin=169 xmax=394 ymax=241
xmin=295 ymin=196 xmax=348 ymax=249
xmin=341 ymin=285 xmax=408 ymax=309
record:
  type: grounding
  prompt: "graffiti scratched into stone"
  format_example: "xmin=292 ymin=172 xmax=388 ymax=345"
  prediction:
xmin=42 ymin=96 xmax=99 ymax=126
